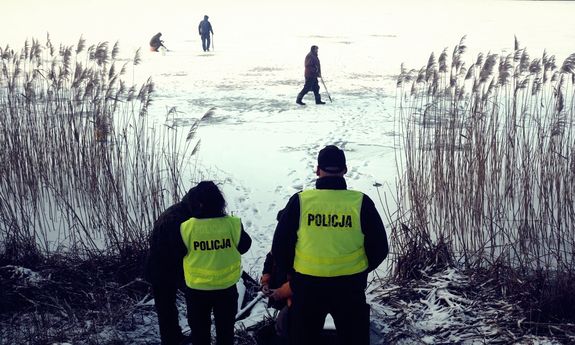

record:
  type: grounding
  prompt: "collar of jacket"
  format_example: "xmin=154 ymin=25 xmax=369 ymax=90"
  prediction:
xmin=315 ymin=176 xmax=347 ymax=190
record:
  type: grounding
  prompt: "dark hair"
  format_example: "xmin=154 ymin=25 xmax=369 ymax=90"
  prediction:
xmin=186 ymin=181 xmax=226 ymax=218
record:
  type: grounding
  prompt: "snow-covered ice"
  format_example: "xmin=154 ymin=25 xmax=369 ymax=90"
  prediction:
xmin=2 ymin=0 xmax=575 ymax=343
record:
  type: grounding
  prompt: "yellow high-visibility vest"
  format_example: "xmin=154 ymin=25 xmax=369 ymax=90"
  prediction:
xmin=294 ymin=189 xmax=368 ymax=277
xmin=180 ymin=216 xmax=242 ymax=290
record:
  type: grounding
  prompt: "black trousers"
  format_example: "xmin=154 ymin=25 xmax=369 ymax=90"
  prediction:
xmin=152 ymin=283 xmax=185 ymax=345
xmin=297 ymin=77 xmax=321 ymax=103
xmin=289 ymin=274 xmax=370 ymax=345
xmin=201 ymin=34 xmax=211 ymax=51
xmin=185 ymin=285 xmax=238 ymax=345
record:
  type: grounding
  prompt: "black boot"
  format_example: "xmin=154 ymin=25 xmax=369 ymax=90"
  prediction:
xmin=316 ymin=100 xmax=326 ymax=105
xmin=296 ymin=96 xmax=306 ymax=105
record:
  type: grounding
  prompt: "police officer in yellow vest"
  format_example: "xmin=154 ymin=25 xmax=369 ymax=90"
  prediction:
xmin=181 ymin=181 xmax=251 ymax=345
xmin=147 ymin=181 xmax=251 ymax=345
xmin=271 ymin=145 xmax=388 ymax=345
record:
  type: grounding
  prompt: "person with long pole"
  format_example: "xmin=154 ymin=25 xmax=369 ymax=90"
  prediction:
xmin=296 ymin=45 xmax=326 ymax=106
xmin=198 ymin=15 xmax=214 ymax=52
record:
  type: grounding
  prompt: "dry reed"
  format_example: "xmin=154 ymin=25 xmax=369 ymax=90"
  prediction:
xmin=393 ymin=36 xmax=575 ymax=322
xmin=0 ymin=36 xmax=201 ymax=262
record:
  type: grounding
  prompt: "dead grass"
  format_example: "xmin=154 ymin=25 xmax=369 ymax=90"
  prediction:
xmin=371 ymin=267 xmax=575 ymax=344
xmin=0 ymin=251 xmax=152 ymax=344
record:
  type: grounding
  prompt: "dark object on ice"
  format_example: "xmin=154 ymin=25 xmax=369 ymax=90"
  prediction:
xmin=150 ymin=32 xmax=167 ymax=52
xmin=241 ymin=270 xmax=261 ymax=302
xmin=296 ymin=45 xmax=325 ymax=105
xmin=236 ymin=271 xmax=263 ymax=320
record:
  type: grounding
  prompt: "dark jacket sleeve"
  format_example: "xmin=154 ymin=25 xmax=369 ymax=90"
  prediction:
xmin=262 ymin=252 xmax=274 ymax=275
xmin=146 ymin=204 xmax=187 ymax=286
xmin=237 ymin=223 xmax=252 ymax=254
xmin=360 ymin=195 xmax=389 ymax=272
xmin=271 ymin=193 xmax=301 ymax=274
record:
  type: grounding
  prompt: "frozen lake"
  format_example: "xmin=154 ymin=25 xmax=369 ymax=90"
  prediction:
xmin=2 ymin=0 xmax=575 ymax=271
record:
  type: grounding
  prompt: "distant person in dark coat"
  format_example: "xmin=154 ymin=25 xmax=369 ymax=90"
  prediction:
xmin=198 ymin=15 xmax=214 ymax=52
xmin=150 ymin=32 xmax=167 ymax=52
xmin=296 ymin=45 xmax=325 ymax=105
xmin=146 ymin=181 xmax=252 ymax=345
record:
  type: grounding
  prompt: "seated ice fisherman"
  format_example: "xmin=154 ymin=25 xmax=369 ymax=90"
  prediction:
xmin=150 ymin=32 xmax=166 ymax=52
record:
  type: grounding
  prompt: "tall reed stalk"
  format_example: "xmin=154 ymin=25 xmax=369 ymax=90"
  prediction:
xmin=393 ymin=36 xmax=575 ymax=318
xmin=0 ymin=36 xmax=200 ymax=261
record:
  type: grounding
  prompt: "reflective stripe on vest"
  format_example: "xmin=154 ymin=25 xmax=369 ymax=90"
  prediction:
xmin=294 ymin=189 xmax=368 ymax=277
xmin=180 ymin=216 xmax=242 ymax=290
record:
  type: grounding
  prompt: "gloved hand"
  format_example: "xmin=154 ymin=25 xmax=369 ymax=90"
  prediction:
xmin=270 ymin=282 xmax=292 ymax=301
xmin=260 ymin=273 xmax=271 ymax=295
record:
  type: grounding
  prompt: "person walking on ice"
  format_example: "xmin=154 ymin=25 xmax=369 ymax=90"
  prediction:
xmin=296 ymin=45 xmax=326 ymax=105
xmin=198 ymin=15 xmax=214 ymax=52
xmin=271 ymin=145 xmax=389 ymax=345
